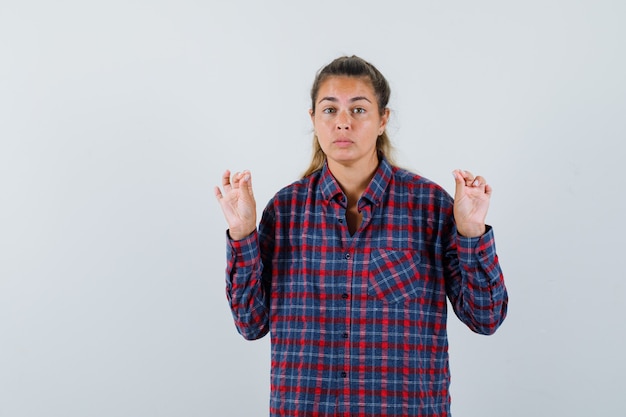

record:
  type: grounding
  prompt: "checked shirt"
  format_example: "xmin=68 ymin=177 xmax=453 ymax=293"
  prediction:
xmin=225 ymin=157 xmax=508 ymax=416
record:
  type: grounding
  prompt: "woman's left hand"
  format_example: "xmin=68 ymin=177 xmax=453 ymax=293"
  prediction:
xmin=452 ymin=169 xmax=492 ymax=238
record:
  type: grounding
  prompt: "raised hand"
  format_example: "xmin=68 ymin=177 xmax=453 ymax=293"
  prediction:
xmin=215 ymin=170 xmax=257 ymax=241
xmin=451 ymin=169 xmax=492 ymax=238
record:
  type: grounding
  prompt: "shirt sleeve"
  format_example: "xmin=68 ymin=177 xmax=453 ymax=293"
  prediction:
xmin=225 ymin=230 xmax=271 ymax=340
xmin=445 ymin=225 xmax=508 ymax=335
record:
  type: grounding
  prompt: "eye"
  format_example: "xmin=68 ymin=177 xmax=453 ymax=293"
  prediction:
xmin=352 ymin=107 xmax=366 ymax=114
xmin=322 ymin=107 xmax=336 ymax=114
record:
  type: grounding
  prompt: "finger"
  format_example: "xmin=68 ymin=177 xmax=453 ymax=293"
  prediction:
xmin=453 ymin=169 xmax=474 ymax=183
xmin=462 ymin=170 xmax=476 ymax=187
xmin=452 ymin=169 xmax=464 ymax=184
xmin=222 ymin=170 xmax=232 ymax=190
xmin=232 ymin=171 xmax=245 ymax=189
xmin=243 ymin=171 xmax=253 ymax=195
xmin=228 ymin=172 xmax=237 ymax=189
xmin=214 ymin=186 xmax=223 ymax=200
xmin=453 ymin=169 xmax=473 ymax=189
xmin=241 ymin=171 xmax=254 ymax=200
xmin=471 ymin=175 xmax=487 ymax=188
xmin=452 ymin=170 xmax=466 ymax=198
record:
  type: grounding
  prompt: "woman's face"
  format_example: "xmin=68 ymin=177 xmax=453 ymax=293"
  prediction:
xmin=310 ymin=76 xmax=389 ymax=172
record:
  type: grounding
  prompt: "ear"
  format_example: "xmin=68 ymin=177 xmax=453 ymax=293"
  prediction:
xmin=309 ymin=109 xmax=317 ymax=135
xmin=379 ymin=108 xmax=390 ymax=134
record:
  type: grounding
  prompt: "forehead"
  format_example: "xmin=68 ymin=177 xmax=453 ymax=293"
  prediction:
xmin=316 ymin=76 xmax=376 ymax=102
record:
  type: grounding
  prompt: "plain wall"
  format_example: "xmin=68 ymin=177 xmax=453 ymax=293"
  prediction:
xmin=1 ymin=1 xmax=624 ymax=416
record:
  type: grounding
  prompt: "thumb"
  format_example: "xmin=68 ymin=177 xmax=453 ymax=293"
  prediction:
xmin=241 ymin=171 xmax=255 ymax=201
xmin=452 ymin=169 xmax=466 ymax=193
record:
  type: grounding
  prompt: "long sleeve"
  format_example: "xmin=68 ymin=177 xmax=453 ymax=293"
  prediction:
xmin=444 ymin=225 xmax=508 ymax=335
xmin=225 ymin=230 xmax=271 ymax=340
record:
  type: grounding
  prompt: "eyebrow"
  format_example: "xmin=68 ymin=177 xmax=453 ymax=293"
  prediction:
xmin=317 ymin=96 xmax=372 ymax=105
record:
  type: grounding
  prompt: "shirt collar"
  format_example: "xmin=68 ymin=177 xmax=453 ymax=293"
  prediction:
xmin=319 ymin=163 xmax=344 ymax=203
xmin=361 ymin=156 xmax=393 ymax=207
xmin=318 ymin=156 xmax=393 ymax=208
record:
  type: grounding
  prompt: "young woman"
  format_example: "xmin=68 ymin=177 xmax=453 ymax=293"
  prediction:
xmin=215 ymin=55 xmax=508 ymax=417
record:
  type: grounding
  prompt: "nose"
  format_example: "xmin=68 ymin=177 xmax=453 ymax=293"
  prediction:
xmin=336 ymin=110 xmax=350 ymax=130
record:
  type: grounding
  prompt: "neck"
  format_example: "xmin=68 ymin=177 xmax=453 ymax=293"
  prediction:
xmin=328 ymin=153 xmax=379 ymax=205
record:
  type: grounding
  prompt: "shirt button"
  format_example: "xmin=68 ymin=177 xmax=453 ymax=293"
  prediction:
xmin=342 ymin=332 xmax=349 ymax=338
xmin=345 ymin=253 xmax=351 ymax=260
xmin=342 ymin=293 xmax=349 ymax=299
xmin=341 ymin=371 xmax=347 ymax=378
xmin=338 ymin=218 xmax=344 ymax=223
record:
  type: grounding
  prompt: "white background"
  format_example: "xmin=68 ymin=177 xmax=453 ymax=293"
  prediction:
xmin=1 ymin=1 xmax=624 ymax=416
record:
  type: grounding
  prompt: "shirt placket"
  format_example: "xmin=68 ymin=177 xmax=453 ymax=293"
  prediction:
xmin=338 ymin=245 xmax=353 ymax=415
xmin=335 ymin=199 xmax=375 ymax=416
xmin=328 ymin=196 xmax=352 ymax=414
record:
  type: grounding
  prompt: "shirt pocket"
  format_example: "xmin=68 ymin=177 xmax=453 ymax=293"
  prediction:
xmin=368 ymin=249 xmax=424 ymax=304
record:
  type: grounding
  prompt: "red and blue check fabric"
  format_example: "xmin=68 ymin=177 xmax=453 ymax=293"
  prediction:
xmin=225 ymin=157 xmax=508 ymax=416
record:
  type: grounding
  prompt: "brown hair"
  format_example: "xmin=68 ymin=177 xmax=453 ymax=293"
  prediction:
xmin=302 ymin=55 xmax=396 ymax=178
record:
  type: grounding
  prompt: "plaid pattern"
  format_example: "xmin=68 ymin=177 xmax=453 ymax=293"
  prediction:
xmin=225 ymin=158 xmax=508 ymax=416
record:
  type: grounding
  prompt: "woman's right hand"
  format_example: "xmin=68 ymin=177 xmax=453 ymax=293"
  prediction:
xmin=214 ymin=170 xmax=257 ymax=240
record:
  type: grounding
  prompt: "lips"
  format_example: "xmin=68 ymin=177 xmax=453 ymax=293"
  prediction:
xmin=333 ymin=138 xmax=353 ymax=146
